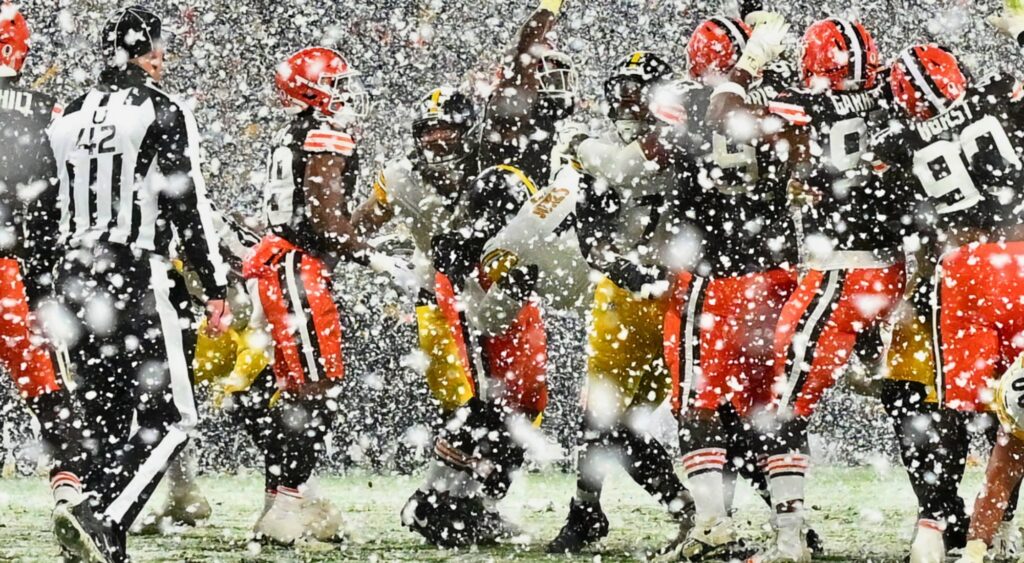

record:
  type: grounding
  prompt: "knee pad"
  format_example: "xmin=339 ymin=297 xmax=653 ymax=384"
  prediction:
xmin=434 ymin=398 xmax=525 ymax=499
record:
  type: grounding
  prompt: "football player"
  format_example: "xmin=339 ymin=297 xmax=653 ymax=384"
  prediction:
xmin=705 ymin=14 xmax=909 ymax=561
xmin=0 ymin=0 xmax=88 ymax=551
xmin=477 ymin=0 xmax=577 ymax=184
xmin=664 ymin=13 xmax=802 ymax=560
xmin=867 ymin=31 xmax=1024 ymax=562
xmin=353 ymin=86 xmax=496 ymax=545
xmin=243 ymin=46 xmax=401 ymax=545
xmin=546 ymin=51 xmax=697 ymax=554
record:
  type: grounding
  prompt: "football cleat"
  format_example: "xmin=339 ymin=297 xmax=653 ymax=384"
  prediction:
xmin=52 ymin=501 xmax=121 ymax=563
xmin=747 ymin=513 xmax=812 ymax=563
xmin=134 ymin=485 xmax=212 ymax=535
xmin=401 ymin=489 xmax=485 ymax=548
xmin=545 ymin=499 xmax=610 ymax=553
xmin=991 ymin=521 xmax=1023 ymax=560
xmin=302 ymin=494 xmax=346 ymax=543
xmin=660 ymin=515 xmax=748 ymax=561
xmin=254 ymin=492 xmax=306 ymax=546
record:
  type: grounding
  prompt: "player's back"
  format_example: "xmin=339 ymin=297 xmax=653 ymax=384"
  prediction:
xmin=0 ymin=78 xmax=57 ymax=253
xmin=769 ymin=86 xmax=903 ymax=259
xmin=262 ymin=111 xmax=359 ymax=257
xmin=873 ymin=73 xmax=1024 ymax=240
xmin=680 ymin=79 xmax=797 ymax=277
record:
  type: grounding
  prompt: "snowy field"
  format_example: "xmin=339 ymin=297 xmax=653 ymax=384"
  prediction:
xmin=0 ymin=466 xmax=1001 ymax=562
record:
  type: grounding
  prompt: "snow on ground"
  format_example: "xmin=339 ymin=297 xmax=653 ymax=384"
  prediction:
xmin=0 ymin=465 xmax=1002 ymax=562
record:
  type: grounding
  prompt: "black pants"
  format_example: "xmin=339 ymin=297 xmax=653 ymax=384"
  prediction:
xmin=52 ymin=245 xmax=197 ymax=533
xmin=232 ymin=368 xmax=337 ymax=492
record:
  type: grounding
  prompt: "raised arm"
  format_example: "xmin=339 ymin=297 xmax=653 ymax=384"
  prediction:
xmin=507 ymin=0 xmax=565 ymax=85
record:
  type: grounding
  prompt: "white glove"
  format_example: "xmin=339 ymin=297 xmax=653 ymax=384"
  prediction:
xmin=639 ymin=279 xmax=670 ymax=300
xmin=744 ymin=10 xmax=776 ymax=27
xmin=369 ymin=253 xmax=420 ymax=298
xmin=988 ymin=12 xmax=1024 ymax=40
xmin=736 ymin=12 xmax=790 ymax=77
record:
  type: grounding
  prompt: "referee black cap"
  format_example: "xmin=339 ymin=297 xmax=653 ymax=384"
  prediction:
xmin=102 ymin=5 xmax=162 ymax=62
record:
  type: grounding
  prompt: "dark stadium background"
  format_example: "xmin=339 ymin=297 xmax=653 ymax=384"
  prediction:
xmin=0 ymin=0 xmax=1011 ymax=475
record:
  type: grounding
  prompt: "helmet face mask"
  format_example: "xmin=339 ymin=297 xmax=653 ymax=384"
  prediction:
xmin=414 ymin=122 xmax=468 ymax=166
xmin=536 ymin=52 xmax=577 ymax=106
xmin=411 ymin=86 xmax=477 ymax=173
xmin=319 ymin=71 xmax=369 ymax=123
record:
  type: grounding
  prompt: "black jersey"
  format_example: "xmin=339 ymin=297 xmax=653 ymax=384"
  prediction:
xmin=0 ymin=77 xmax=58 ymax=261
xmin=871 ymin=73 xmax=1024 ymax=239
xmin=768 ymin=86 xmax=903 ymax=258
xmin=679 ymin=78 xmax=798 ymax=277
xmin=262 ymin=110 xmax=360 ymax=258
xmin=476 ymin=88 xmax=559 ymax=187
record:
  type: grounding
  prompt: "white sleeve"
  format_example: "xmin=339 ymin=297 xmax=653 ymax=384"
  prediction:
xmin=578 ymin=139 xmax=651 ymax=186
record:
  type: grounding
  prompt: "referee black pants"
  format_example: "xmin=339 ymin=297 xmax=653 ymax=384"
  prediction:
xmin=52 ymin=244 xmax=197 ymax=533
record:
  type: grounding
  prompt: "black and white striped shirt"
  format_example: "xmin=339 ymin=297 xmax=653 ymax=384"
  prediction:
xmin=48 ymin=65 xmax=228 ymax=298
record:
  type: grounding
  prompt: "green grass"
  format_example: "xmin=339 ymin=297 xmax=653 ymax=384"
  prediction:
xmin=0 ymin=465 xmax=999 ymax=562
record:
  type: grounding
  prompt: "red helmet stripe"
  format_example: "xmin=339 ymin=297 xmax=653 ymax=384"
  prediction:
xmin=710 ymin=16 xmax=747 ymax=53
xmin=901 ymin=48 xmax=947 ymax=116
xmin=836 ymin=19 xmax=865 ymax=84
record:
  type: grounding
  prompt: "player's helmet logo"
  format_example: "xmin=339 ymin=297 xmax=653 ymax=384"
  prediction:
xmin=800 ymin=18 xmax=880 ymax=91
xmin=889 ymin=44 xmax=967 ymax=120
xmin=275 ymin=47 xmax=369 ymax=128
xmin=687 ymin=17 xmax=751 ymax=83
xmin=0 ymin=2 xmax=30 ymax=77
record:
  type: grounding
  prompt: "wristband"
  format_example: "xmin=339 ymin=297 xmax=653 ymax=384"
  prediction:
xmin=711 ymin=81 xmax=747 ymax=100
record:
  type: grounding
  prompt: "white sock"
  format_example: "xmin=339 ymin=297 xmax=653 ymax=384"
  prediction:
xmin=51 ymin=471 xmax=83 ymax=506
xmin=766 ymin=453 xmax=809 ymax=512
xmin=275 ymin=486 xmax=303 ymax=511
xmin=262 ymin=490 xmax=277 ymax=517
xmin=682 ymin=448 xmax=727 ymax=520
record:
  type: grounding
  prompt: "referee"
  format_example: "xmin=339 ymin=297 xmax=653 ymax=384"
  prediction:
xmin=46 ymin=6 xmax=229 ymax=561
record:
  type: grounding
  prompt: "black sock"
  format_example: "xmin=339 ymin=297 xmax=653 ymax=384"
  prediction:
xmin=881 ymin=380 xmax=968 ymax=538
xmin=618 ymin=424 xmax=686 ymax=509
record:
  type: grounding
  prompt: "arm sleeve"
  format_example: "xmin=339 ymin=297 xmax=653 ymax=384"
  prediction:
xmin=22 ymin=142 xmax=60 ymax=307
xmin=156 ymin=99 xmax=229 ymax=299
xmin=574 ymin=176 xmax=664 ymax=292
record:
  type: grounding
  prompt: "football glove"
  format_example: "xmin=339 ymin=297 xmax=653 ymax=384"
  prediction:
xmin=370 ymin=253 xmax=420 ymax=298
xmin=737 ymin=12 xmax=790 ymax=77
xmin=988 ymin=12 xmax=1024 ymax=41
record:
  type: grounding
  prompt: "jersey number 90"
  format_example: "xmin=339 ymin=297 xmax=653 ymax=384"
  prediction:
xmin=912 ymin=115 xmax=1022 ymax=215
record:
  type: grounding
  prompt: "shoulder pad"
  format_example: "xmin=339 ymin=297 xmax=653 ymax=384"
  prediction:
xmin=303 ymin=128 xmax=355 ymax=156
